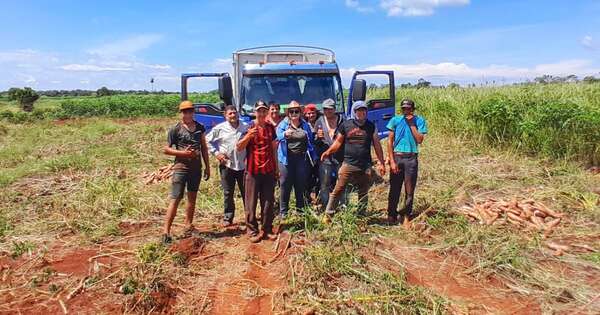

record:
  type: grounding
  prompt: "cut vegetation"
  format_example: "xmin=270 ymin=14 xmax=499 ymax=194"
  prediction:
xmin=0 ymin=83 xmax=599 ymax=314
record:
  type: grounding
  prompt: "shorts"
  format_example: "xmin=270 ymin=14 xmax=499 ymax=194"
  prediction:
xmin=170 ymin=169 xmax=201 ymax=199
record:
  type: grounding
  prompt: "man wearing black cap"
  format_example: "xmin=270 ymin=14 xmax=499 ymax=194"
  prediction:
xmin=236 ymin=100 xmax=279 ymax=242
xmin=320 ymin=101 xmax=386 ymax=221
xmin=386 ymin=98 xmax=428 ymax=226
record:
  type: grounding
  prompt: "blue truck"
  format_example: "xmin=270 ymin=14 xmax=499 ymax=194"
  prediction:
xmin=181 ymin=45 xmax=396 ymax=137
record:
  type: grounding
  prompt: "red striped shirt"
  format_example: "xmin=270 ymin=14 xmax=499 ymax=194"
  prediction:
xmin=246 ymin=123 xmax=277 ymax=175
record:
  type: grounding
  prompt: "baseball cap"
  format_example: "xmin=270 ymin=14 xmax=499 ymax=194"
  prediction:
xmin=304 ymin=103 xmax=317 ymax=114
xmin=254 ymin=100 xmax=268 ymax=110
xmin=401 ymin=99 xmax=415 ymax=108
xmin=352 ymin=100 xmax=367 ymax=111
xmin=179 ymin=100 xmax=194 ymax=111
xmin=322 ymin=98 xmax=336 ymax=109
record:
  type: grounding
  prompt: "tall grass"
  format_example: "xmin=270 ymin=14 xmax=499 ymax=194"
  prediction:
xmin=374 ymin=83 xmax=600 ymax=165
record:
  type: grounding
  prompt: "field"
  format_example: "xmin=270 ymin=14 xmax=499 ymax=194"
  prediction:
xmin=0 ymin=83 xmax=599 ymax=314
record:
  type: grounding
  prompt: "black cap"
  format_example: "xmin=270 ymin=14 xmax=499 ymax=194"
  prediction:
xmin=401 ymin=98 xmax=415 ymax=108
xmin=255 ymin=100 xmax=268 ymax=110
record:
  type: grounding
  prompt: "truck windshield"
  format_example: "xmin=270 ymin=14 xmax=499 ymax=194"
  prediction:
xmin=241 ymin=74 xmax=341 ymax=113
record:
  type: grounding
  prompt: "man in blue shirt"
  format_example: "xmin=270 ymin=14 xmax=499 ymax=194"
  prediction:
xmin=386 ymin=99 xmax=428 ymax=225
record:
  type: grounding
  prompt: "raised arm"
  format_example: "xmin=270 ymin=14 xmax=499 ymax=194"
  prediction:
xmin=320 ymin=134 xmax=344 ymax=161
xmin=236 ymin=126 xmax=256 ymax=151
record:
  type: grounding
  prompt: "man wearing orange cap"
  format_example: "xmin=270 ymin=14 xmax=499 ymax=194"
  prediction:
xmin=161 ymin=100 xmax=210 ymax=244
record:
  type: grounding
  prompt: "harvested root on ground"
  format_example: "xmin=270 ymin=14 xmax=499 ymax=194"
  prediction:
xmin=142 ymin=164 xmax=174 ymax=184
xmin=454 ymin=198 xmax=565 ymax=234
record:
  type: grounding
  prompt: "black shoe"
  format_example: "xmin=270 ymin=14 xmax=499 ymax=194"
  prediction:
xmin=161 ymin=234 xmax=172 ymax=245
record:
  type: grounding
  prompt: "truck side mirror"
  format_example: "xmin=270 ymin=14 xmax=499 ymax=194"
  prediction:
xmin=219 ymin=76 xmax=233 ymax=105
xmin=351 ymin=79 xmax=366 ymax=101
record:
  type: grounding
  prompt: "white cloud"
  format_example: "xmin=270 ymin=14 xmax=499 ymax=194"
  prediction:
xmin=87 ymin=34 xmax=163 ymax=57
xmin=380 ymin=0 xmax=470 ymax=16
xmin=345 ymin=0 xmax=376 ymax=13
xmin=60 ymin=64 xmax=132 ymax=71
xmin=341 ymin=59 xmax=599 ymax=84
xmin=581 ymin=35 xmax=595 ymax=50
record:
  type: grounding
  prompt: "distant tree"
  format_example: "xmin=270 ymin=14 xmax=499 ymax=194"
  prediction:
xmin=11 ymin=87 xmax=40 ymax=112
xmin=96 ymin=86 xmax=113 ymax=97
xmin=565 ymin=74 xmax=578 ymax=83
xmin=582 ymin=76 xmax=599 ymax=84
xmin=368 ymin=83 xmax=378 ymax=89
xmin=416 ymin=78 xmax=431 ymax=89
xmin=447 ymin=82 xmax=460 ymax=89
xmin=7 ymin=87 xmax=20 ymax=101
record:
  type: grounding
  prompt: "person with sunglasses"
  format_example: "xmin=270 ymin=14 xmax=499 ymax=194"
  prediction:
xmin=386 ymin=98 xmax=428 ymax=226
xmin=276 ymin=101 xmax=317 ymax=218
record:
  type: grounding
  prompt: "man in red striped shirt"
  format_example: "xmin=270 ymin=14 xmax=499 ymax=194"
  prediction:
xmin=236 ymin=100 xmax=279 ymax=243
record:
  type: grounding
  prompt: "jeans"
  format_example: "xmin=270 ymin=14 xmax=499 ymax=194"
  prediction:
xmin=279 ymin=153 xmax=310 ymax=216
xmin=387 ymin=155 xmax=419 ymax=218
xmin=244 ymin=172 xmax=276 ymax=235
xmin=219 ymin=165 xmax=245 ymax=223
xmin=318 ymin=162 xmax=347 ymax=208
xmin=325 ymin=163 xmax=371 ymax=215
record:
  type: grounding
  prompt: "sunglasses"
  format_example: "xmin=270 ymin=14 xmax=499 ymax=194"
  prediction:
xmin=289 ymin=109 xmax=300 ymax=114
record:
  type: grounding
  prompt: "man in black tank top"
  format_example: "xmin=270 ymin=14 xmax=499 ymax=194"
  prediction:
xmin=320 ymin=101 xmax=386 ymax=221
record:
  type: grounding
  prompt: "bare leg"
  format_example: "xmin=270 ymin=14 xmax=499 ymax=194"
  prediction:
xmin=164 ymin=197 xmax=182 ymax=235
xmin=185 ymin=191 xmax=197 ymax=229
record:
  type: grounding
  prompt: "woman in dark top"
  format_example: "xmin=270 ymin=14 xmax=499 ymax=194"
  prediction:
xmin=276 ymin=101 xmax=317 ymax=218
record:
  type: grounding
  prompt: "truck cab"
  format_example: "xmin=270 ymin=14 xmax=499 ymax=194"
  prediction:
xmin=181 ymin=45 xmax=396 ymax=137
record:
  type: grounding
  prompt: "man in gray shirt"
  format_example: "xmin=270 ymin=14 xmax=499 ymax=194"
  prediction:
xmin=206 ymin=105 xmax=249 ymax=227
xmin=314 ymin=98 xmax=346 ymax=209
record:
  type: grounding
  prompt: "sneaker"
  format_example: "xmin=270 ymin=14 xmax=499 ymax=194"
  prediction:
xmin=249 ymin=232 xmax=262 ymax=243
xmin=322 ymin=214 xmax=332 ymax=224
xmin=222 ymin=220 xmax=233 ymax=228
xmin=160 ymin=234 xmax=172 ymax=245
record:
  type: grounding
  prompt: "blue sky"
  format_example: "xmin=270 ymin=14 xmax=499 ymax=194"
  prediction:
xmin=0 ymin=0 xmax=599 ymax=91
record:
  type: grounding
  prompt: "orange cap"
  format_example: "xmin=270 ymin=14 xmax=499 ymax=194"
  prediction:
xmin=179 ymin=100 xmax=194 ymax=111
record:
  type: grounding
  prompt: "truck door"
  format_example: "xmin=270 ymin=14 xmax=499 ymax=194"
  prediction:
xmin=181 ymin=73 xmax=233 ymax=131
xmin=346 ymin=71 xmax=395 ymax=139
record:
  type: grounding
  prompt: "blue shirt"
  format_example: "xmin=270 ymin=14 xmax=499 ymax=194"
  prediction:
xmin=386 ymin=115 xmax=428 ymax=153
xmin=276 ymin=117 xmax=317 ymax=166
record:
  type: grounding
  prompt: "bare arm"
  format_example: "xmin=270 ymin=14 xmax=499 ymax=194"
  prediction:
xmin=200 ymin=134 xmax=210 ymax=170
xmin=236 ymin=127 xmax=256 ymax=151
xmin=410 ymin=126 xmax=425 ymax=144
xmin=163 ymin=145 xmax=193 ymax=158
xmin=372 ymin=132 xmax=386 ymax=165
xmin=321 ymin=134 xmax=344 ymax=161
xmin=387 ymin=130 xmax=396 ymax=161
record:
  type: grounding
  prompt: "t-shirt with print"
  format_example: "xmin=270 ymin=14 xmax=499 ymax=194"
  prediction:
xmin=338 ymin=119 xmax=376 ymax=170
xmin=167 ymin=121 xmax=206 ymax=171
xmin=286 ymin=124 xmax=308 ymax=155
xmin=246 ymin=122 xmax=277 ymax=175
xmin=386 ymin=115 xmax=428 ymax=153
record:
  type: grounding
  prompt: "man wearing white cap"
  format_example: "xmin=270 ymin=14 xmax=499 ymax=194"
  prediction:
xmin=320 ymin=101 xmax=386 ymax=221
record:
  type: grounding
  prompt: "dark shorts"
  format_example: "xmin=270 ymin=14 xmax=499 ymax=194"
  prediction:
xmin=170 ymin=169 xmax=201 ymax=199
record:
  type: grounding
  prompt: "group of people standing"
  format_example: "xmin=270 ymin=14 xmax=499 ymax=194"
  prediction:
xmin=160 ymin=98 xmax=428 ymax=244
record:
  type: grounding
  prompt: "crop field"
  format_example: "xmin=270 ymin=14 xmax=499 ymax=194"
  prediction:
xmin=0 ymin=83 xmax=599 ymax=314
